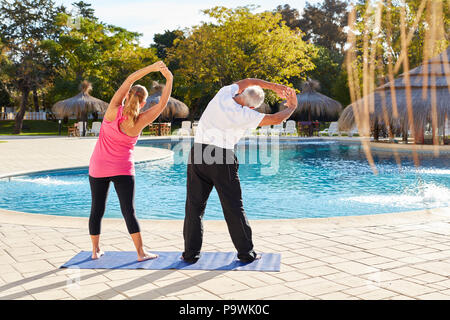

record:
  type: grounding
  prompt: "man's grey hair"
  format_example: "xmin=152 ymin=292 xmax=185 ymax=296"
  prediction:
xmin=240 ymin=85 xmax=265 ymax=108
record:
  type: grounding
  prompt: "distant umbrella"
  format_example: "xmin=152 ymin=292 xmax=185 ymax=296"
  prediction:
xmin=338 ymin=47 xmax=450 ymax=143
xmin=52 ymin=81 xmax=108 ymax=120
xmin=141 ymin=82 xmax=189 ymax=121
xmin=278 ymin=80 xmax=342 ymax=121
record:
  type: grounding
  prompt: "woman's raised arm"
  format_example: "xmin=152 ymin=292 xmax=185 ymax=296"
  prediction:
xmin=104 ymin=61 xmax=165 ymax=121
xmin=135 ymin=66 xmax=173 ymax=129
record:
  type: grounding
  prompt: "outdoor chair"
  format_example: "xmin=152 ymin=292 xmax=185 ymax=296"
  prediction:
xmin=68 ymin=124 xmax=79 ymax=137
xmin=179 ymin=121 xmax=192 ymax=136
xmin=87 ymin=121 xmax=101 ymax=136
xmin=326 ymin=122 xmax=340 ymax=136
xmin=192 ymin=121 xmax=199 ymax=136
xmin=258 ymin=125 xmax=271 ymax=136
xmin=284 ymin=120 xmax=297 ymax=136
xmin=349 ymin=126 xmax=359 ymax=137
xmin=271 ymin=123 xmax=285 ymax=136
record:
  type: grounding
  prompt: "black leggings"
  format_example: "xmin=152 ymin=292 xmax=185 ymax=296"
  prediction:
xmin=89 ymin=175 xmax=140 ymax=235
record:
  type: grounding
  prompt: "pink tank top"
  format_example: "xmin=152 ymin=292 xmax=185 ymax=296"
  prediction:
xmin=89 ymin=106 xmax=139 ymax=178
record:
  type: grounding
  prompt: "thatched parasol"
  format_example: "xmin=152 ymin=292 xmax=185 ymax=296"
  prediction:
xmin=338 ymin=47 xmax=450 ymax=143
xmin=52 ymin=81 xmax=108 ymax=136
xmin=141 ymin=81 xmax=189 ymax=121
xmin=278 ymin=80 xmax=342 ymax=122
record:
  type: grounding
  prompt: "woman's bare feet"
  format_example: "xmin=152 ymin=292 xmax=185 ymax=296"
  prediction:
xmin=137 ymin=251 xmax=159 ymax=262
xmin=92 ymin=248 xmax=104 ymax=260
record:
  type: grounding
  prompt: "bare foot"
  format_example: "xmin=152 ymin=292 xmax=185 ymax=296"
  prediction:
xmin=255 ymin=254 xmax=262 ymax=260
xmin=92 ymin=249 xmax=104 ymax=260
xmin=138 ymin=251 xmax=158 ymax=262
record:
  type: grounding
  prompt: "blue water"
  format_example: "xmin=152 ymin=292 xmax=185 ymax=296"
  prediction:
xmin=1 ymin=139 xmax=449 ymax=220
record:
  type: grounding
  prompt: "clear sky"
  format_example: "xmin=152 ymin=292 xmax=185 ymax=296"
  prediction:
xmin=54 ymin=0 xmax=324 ymax=46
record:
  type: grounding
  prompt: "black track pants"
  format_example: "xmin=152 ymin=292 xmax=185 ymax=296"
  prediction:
xmin=183 ymin=143 xmax=257 ymax=262
xmin=89 ymin=175 xmax=140 ymax=235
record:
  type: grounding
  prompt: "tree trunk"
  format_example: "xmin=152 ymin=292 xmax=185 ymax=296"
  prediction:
xmin=81 ymin=113 xmax=88 ymax=136
xmin=33 ymin=87 xmax=39 ymax=112
xmin=308 ymin=111 xmax=312 ymax=137
xmin=373 ymin=121 xmax=379 ymax=141
xmin=12 ymin=87 xmax=30 ymax=134
xmin=414 ymin=126 xmax=424 ymax=144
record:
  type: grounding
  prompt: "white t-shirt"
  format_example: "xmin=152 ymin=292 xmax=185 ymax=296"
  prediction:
xmin=194 ymin=84 xmax=265 ymax=149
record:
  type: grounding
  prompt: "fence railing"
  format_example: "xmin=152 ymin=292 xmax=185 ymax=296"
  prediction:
xmin=0 ymin=112 xmax=47 ymax=120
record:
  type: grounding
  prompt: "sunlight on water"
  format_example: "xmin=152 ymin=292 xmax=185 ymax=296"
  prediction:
xmin=11 ymin=176 xmax=84 ymax=186
xmin=346 ymin=183 xmax=450 ymax=208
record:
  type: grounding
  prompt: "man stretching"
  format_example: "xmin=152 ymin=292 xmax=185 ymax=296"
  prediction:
xmin=182 ymin=78 xmax=298 ymax=263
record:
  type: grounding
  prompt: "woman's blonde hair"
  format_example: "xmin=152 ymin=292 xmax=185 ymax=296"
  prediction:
xmin=123 ymin=85 xmax=148 ymax=125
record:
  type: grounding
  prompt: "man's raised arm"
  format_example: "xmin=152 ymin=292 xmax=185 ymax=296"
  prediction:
xmin=258 ymin=88 xmax=298 ymax=127
xmin=234 ymin=78 xmax=288 ymax=98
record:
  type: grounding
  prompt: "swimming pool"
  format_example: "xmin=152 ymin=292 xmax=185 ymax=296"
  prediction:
xmin=1 ymin=139 xmax=449 ymax=220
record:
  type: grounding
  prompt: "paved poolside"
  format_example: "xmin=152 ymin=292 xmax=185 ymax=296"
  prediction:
xmin=1 ymin=136 xmax=450 ymax=300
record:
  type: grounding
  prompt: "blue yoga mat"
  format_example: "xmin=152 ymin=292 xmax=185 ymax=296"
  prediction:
xmin=60 ymin=251 xmax=281 ymax=272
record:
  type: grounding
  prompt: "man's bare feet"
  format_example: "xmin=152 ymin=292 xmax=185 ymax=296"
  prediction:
xmin=137 ymin=251 xmax=158 ymax=262
xmin=92 ymin=248 xmax=104 ymax=260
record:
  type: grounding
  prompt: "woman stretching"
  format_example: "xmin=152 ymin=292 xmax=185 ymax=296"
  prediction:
xmin=88 ymin=61 xmax=173 ymax=261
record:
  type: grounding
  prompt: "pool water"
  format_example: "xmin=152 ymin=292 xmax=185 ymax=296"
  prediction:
xmin=1 ymin=140 xmax=449 ymax=220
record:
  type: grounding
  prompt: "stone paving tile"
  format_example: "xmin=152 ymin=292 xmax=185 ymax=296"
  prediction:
xmin=221 ymin=284 xmax=295 ymax=300
xmin=389 ymin=266 xmax=426 ymax=277
xmin=358 ymin=288 xmax=398 ymax=300
xmin=198 ymin=278 xmax=250 ymax=295
xmin=316 ymin=255 xmax=348 ymax=264
xmin=410 ymin=273 xmax=448 ymax=284
xmin=331 ymin=261 xmax=379 ymax=275
xmin=389 ymin=295 xmax=416 ymax=300
xmin=318 ymin=292 xmax=352 ymax=300
xmin=290 ymin=278 xmax=349 ymax=296
xmin=266 ymin=291 xmax=313 ymax=300
xmin=176 ymin=290 xmax=221 ymax=300
xmin=365 ymin=247 xmax=411 ymax=259
xmin=379 ymin=279 xmax=436 ymax=296
xmin=272 ymin=271 xmax=310 ymax=282
xmin=291 ymin=259 xmax=327 ymax=270
xmin=322 ymin=274 xmax=369 ymax=288
xmin=301 ymin=266 xmax=339 ymax=277
xmin=417 ymin=292 xmax=450 ymax=300
xmin=413 ymin=261 xmax=450 ymax=276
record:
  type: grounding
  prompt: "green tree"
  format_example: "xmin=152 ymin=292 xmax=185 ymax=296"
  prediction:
xmin=298 ymin=0 xmax=349 ymax=54
xmin=276 ymin=2 xmax=350 ymax=105
xmin=168 ymin=6 xmax=317 ymax=117
xmin=71 ymin=1 xmax=96 ymax=20
xmin=152 ymin=29 xmax=185 ymax=60
xmin=44 ymin=11 xmax=159 ymax=107
xmin=0 ymin=0 xmax=63 ymax=133
xmin=274 ymin=4 xmax=301 ymax=29
xmin=0 ymin=40 xmax=12 ymax=108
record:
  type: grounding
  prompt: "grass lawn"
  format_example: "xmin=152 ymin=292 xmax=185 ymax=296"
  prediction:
xmin=0 ymin=120 xmax=182 ymax=136
xmin=0 ymin=120 xmax=80 ymax=135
